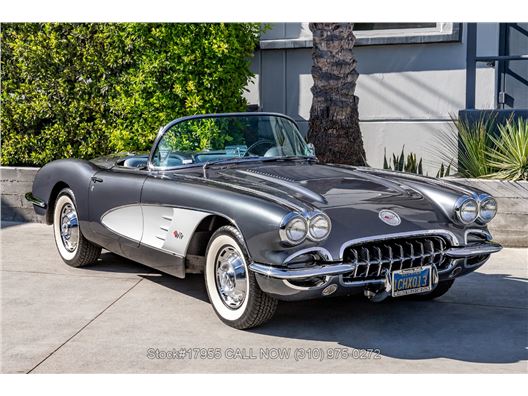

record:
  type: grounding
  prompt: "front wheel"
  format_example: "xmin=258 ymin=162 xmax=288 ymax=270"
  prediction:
xmin=53 ymin=188 xmax=101 ymax=267
xmin=204 ymin=225 xmax=277 ymax=329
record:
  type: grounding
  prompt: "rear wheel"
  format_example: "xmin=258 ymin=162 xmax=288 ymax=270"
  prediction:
xmin=204 ymin=225 xmax=277 ymax=329
xmin=53 ymin=188 xmax=101 ymax=267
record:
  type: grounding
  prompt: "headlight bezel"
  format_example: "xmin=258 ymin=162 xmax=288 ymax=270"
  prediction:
xmin=477 ymin=194 xmax=498 ymax=224
xmin=307 ymin=212 xmax=332 ymax=242
xmin=279 ymin=212 xmax=308 ymax=246
xmin=279 ymin=211 xmax=332 ymax=245
xmin=454 ymin=195 xmax=479 ymax=224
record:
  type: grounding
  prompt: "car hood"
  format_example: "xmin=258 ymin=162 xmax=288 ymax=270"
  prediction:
xmin=206 ymin=162 xmax=436 ymax=209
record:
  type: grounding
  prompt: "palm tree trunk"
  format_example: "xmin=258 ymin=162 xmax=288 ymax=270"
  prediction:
xmin=308 ymin=23 xmax=366 ymax=165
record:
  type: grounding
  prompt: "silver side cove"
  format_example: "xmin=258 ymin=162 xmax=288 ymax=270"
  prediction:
xmin=102 ymin=205 xmax=210 ymax=257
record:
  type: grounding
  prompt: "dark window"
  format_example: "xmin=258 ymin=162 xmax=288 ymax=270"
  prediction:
xmin=354 ymin=23 xmax=437 ymax=31
xmin=498 ymin=23 xmax=528 ymax=109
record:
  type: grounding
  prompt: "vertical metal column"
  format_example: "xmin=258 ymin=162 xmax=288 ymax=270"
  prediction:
xmin=496 ymin=23 xmax=507 ymax=109
xmin=466 ymin=23 xmax=477 ymax=110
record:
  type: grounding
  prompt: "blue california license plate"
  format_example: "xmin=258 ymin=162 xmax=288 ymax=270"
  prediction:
xmin=391 ymin=266 xmax=432 ymax=297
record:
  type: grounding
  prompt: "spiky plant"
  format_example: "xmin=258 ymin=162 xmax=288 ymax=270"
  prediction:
xmin=383 ymin=146 xmax=423 ymax=175
xmin=435 ymin=114 xmax=496 ymax=178
xmin=485 ymin=117 xmax=528 ymax=181
xmin=435 ymin=162 xmax=452 ymax=178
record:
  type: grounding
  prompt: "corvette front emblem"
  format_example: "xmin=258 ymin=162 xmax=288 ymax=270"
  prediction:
xmin=379 ymin=209 xmax=401 ymax=226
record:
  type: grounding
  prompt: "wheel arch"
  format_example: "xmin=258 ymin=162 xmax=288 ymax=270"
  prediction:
xmin=31 ymin=159 xmax=100 ymax=225
xmin=45 ymin=181 xmax=70 ymax=225
xmin=185 ymin=214 xmax=245 ymax=273
xmin=187 ymin=214 xmax=236 ymax=256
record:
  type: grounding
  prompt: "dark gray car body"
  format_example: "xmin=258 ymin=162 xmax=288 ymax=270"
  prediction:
xmin=28 ymin=112 xmax=502 ymax=301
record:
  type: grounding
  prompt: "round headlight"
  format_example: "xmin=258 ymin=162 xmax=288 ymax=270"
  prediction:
xmin=479 ymin=196 xmax=497 ymax=223
xmin=280 ymin=213 xmax=308 ymax=245
xmin=455 ymin=196 xmax=479 ymax=224
xmin=308 ymin=213 xmax=331 ymax=241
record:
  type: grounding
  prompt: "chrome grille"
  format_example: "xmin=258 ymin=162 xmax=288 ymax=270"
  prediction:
xmin=341 ymin=236 xmax=449 ymax=283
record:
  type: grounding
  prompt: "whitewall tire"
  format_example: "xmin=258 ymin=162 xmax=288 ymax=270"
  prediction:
xmin=204 ymin=225 xmax=277 ymax=329
xmin=53 ymin=188 xmax=101 ymax=267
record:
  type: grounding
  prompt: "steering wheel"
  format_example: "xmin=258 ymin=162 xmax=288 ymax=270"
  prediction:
xmin=244 ymin=140 xmax=275 ymax=157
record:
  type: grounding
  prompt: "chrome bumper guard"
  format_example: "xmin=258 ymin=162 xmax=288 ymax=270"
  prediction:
xmin=25 ymin=192 xmax=46 ymax=208
xmin=249 ymin=262 xmax=355 ymax=279
xmin=445 ymin=242 xmax=502 ymax=257
xmin=250 ymin=242 xmax=501 ymax=280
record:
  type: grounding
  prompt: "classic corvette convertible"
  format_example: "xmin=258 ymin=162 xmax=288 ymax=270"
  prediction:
xmin=27 ymin=112 xmax=502 ymax=329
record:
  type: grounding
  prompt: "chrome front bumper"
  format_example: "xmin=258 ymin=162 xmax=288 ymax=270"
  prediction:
xmin=250 ymin=241 xmax=502 ymax=280
xmin=249 ymin=262 xmax=355 ymax=279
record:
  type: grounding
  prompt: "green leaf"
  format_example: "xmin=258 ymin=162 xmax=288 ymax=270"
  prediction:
xmin=383 ymin=148 xmax=389 ymax=169
xmin=1 ymin=23 xmax=262 ymax=166
xmin=485 ymin=117 xmax=528 ymax=181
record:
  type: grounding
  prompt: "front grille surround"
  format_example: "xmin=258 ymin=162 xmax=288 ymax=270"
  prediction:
xmin=341 ymin=235 xmax=450 ymax=284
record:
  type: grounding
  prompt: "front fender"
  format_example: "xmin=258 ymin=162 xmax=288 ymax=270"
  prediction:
xmin=140 ymin=176 xmax=312 ymax=266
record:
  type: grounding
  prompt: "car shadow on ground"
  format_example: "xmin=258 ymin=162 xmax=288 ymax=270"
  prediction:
xmin=81 ymin=252 xmax=158 ymax=276
xmin=82 ymin=252 xmax=211 ymax=302
xmin=86 ymin=252 xmax=528 ymax=365
xmin=252 ymin=271 xmax=528 ymax=365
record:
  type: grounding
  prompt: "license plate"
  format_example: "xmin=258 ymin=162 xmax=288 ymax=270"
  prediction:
xmin=391 ymin=266 xmax=432 ymax=297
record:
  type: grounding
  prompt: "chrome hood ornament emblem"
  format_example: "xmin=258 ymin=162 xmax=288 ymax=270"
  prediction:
xmin=379 ymin=209 xmax=401 ymax=226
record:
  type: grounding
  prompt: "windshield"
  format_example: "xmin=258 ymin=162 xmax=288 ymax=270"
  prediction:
xmin=150 ymin=114 xmax=312 ymax=169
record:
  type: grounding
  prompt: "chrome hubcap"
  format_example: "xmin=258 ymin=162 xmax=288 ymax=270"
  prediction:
xmin=215 ymin=246 xmax=247 ymax=309
xmin=60 ymin=203 xmax=79 ymax=252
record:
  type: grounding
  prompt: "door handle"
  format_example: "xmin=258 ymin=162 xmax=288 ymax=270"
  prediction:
xmin=91 ymin=176 xmax=103 ymax=183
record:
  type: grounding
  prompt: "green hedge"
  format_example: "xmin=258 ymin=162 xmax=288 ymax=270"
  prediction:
xmin=1 ymin=23 xmax=261 ymax=166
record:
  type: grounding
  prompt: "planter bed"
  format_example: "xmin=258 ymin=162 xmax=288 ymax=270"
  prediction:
xmin=1 ymin=167 xmax=42 ymax=223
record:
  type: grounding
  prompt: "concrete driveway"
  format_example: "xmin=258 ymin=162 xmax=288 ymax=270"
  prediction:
xmin=1 ymin=222 xmax=527 ymax=373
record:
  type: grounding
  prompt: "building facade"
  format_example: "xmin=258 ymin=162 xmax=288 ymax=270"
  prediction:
xmin=244 ymin=23 xmax=527 ymax=174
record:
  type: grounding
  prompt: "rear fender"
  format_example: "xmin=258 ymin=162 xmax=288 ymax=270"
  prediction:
xmin=31 ymin=159 xmax=101 ymax=224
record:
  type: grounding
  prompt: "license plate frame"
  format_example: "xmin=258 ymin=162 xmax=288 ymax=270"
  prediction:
xmin=391 ymin=265 xmax=432 ymax=297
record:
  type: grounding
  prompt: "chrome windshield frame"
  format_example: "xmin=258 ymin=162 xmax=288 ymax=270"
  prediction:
xmin=147 ymin=112 xmax=309 ymax=172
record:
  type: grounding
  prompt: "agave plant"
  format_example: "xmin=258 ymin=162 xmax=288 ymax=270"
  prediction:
xmin=485 ymin=117 xmax=528 ymax=181
xmin=434 ymin=114 xmax=496 ymax=178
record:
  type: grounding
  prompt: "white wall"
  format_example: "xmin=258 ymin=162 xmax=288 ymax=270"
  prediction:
xmin=244 ymin=23 xmax=500 ymax=174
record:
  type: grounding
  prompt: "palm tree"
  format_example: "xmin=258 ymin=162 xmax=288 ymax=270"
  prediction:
xmin=307 ymin=23 xmax=366 ymax=165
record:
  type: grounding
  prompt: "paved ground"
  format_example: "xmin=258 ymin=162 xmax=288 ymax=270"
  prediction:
xmin=1 ymin=222 xmax=527 ymax=373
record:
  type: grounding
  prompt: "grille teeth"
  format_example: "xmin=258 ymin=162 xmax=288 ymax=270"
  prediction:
xmin=342 ymin=236 xmax=448 ymax=283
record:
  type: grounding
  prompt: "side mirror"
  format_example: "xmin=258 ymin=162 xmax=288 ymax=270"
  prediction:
xmin=307 ymin=142 xmax=316 ymax=156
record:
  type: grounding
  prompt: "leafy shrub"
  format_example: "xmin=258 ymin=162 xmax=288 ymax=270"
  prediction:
xmin=1 ymin=23 xmax=261 ymax=166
